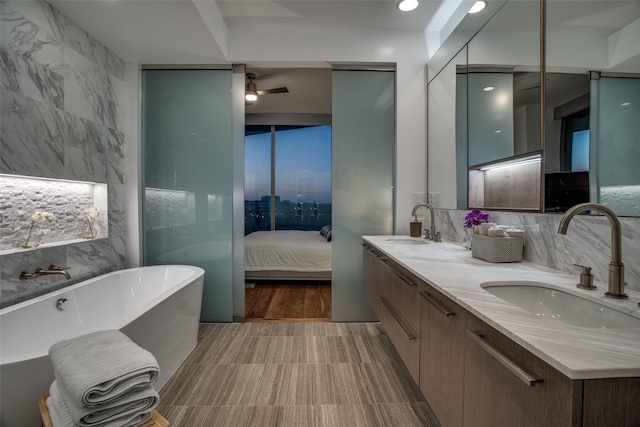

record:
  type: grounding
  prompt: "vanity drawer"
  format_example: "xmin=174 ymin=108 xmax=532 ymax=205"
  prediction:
xmin=380 ymin=295 xmax=420 ymax=384
xmin=380 ymin=257 xmax=421 ymax=329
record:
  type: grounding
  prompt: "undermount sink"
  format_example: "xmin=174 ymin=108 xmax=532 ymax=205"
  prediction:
xmin=385 ymin=238 xmax=430 ymax=245
xmin=481 ymin=281 xmax=640 ymax=329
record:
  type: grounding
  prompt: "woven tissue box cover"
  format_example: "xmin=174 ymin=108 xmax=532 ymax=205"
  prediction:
xmin=471 ymin=234 xmax=524 ymax=263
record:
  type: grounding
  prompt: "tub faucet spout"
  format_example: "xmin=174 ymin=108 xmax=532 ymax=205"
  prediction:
xmin=39 ymin=265 xmax=71 ymax=280
xmin=557 ymin=203 xmax=627 ymax=299
xmin=20 ymin=266 xmax=71 ymax=280
xmin=412 ymin=203 xmax=438 ymax=242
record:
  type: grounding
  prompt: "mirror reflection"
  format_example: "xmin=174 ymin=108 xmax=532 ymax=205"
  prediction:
xmin=467 ymin=0 xmax=541 ymax=167
xmin=545 ymin=0 xmax=640 ymax=216
xmin=426 ymin=0 xmax=640 ymax=217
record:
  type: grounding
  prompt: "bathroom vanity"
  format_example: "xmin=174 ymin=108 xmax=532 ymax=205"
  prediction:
xmin=363 ymin=236 xmax=640 ymax=427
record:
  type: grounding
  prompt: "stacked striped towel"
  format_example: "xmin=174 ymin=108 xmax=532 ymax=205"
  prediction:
xmin=45 ymin=330 xmax=160 ymax=427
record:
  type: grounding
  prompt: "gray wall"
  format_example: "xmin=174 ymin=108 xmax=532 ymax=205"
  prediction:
xmin=0 ymin=0 xmax=127 ymax=307
xmin=436 ymin=209 xmax=640 ymax=292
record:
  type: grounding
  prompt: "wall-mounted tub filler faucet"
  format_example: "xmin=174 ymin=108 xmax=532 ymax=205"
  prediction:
xmin=412 ymin=203 xmax=439 ymax=242
xmin=558 ymin=203 xmax=627 ymax=300
xmin=19 ymin=265 xmax=71 ymax=281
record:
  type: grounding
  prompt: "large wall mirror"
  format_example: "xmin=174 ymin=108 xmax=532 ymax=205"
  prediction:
xmin=545 ymin=0 xmax=640 ymax=216
xmin=427 ymin=0 xmax=640 ymax=217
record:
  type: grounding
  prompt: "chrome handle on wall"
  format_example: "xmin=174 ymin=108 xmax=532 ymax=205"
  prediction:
xmin=381 ymin=297 xmax=416 ymax=340
xmin=466 ymin=330 xmax=543 ymax=387
xmin=380 ymin=260 xmax=416 ymax=287
xmin=419 ymin=291 xmax=455 ymax=317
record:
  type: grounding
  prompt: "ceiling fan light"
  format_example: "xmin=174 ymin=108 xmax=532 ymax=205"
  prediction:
xmin=245 ymin=77 xmax=258 ymax=102
xmin=397 ymin=0 xmax=418 ymax=12
xmin=468 ymin=0 xmax=487 ymax=14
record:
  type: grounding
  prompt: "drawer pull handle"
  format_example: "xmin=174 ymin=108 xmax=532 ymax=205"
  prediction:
xmin=380 ymin=260 xmax=416 ymax=287
xmin=362 ymin=244 xmax=381 ymax=258
xmin=419 ymin=291 xmax=455 ymax=316
xmin=466 ymin=330 xmax=543 ymax=387
xmin=381 ymin=297 xmax=417 ymax=340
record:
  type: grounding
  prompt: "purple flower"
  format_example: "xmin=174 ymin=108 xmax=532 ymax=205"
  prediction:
xmin=463 ymin=209 xmax=489 ymax=229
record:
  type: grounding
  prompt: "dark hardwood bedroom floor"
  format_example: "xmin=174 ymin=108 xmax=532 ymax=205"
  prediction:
xmin=245 ymin=282 xmax=331 ymax=322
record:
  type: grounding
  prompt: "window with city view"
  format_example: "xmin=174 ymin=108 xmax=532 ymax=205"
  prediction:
xmin=245 ymin=125 xmax=331 ymax=235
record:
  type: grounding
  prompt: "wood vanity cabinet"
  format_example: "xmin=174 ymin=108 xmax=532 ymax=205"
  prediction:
xmin=362 ymin=244 xmax=384 ymax=319
xmin=463 ymin=314 xmax=582 ymax=427
xmin=419 ymin=283 xmax=466 ymax=427
xmin=368 ymin=250 xmax=422 ymax=384
xmin=361 ymin=241 xmax=640 ymax=427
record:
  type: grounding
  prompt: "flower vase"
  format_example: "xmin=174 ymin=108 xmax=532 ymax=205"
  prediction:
xmin=462 ymin=228 xmax=473 ymax=250
xmin=84 ymin=219 xmax=96 ymax=239
xmin=21 ymin=224 xmax=41 ymax=249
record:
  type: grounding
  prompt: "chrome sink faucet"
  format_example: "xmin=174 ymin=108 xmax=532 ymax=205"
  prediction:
xmin=557 ymin=203 xmax=627 ymax=299
xmin=412 ymin=203 xmax=439 ymax=242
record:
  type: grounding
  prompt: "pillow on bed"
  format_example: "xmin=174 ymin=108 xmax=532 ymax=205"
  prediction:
xmin=320 ymin=225 xmax=332 ymax=242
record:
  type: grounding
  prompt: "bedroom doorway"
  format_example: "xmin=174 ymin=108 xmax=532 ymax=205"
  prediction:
xmin=245 ymin=282 xmax=331 ymax=322
xmin=244 ymin=121 xmax=333 ymax=322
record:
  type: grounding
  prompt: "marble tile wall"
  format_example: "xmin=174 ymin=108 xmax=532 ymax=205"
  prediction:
xmin=435 ymin=209 xmax=640 ymax=292
xmin=0 ymin=0 xmax=127 ymax=307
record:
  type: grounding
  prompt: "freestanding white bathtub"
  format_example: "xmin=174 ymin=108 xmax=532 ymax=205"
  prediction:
xmin=0 ymin=265 xmax=204 ymax=427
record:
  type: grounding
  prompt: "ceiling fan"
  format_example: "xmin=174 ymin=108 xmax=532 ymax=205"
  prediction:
xmin=245 ymin=73 xmax=289 ymax=103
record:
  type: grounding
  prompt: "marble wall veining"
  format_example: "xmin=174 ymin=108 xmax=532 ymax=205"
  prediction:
xmin=436 ymin=209 xmax=640 ymax=292
xmin=0 ymin=0 xmax=127 ymax=308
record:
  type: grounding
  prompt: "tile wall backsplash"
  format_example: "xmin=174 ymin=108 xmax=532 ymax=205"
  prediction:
xmin=436 ymin=209 xmax=640 ymax=292
xmin=0 ymin=0 xmax=127 ymax=308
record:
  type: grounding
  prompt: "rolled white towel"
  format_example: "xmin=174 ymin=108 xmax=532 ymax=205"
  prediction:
xmin=506 ymin=228 xmax=525 ymax=237
xmin=49 ymin=330 xmax=159 ymax=407
xmin=50 ymin=381 xmax=156 ymax=427
xmin=487 ymin=227 xmax=508 ymax=237
xmin=478 ymin=222 xmax=496 ymax=235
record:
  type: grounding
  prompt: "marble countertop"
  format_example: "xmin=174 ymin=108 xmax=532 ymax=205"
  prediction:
xmin=363 ymin=235 xmax=640 ymax=380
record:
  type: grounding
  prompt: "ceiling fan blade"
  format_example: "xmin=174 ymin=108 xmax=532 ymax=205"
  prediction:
xmin=257 ymin=87 xmax=289 ymax=95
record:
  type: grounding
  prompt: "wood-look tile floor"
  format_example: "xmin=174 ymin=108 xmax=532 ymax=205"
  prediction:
xmin=245 ymin=282 xmax=331 ymax=322
xmin=158 ymin=323 xmax=440 ymax=427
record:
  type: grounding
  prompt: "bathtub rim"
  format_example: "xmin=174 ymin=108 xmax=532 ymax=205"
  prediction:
xmin=0 ymin=265 xmax=204 ymax=365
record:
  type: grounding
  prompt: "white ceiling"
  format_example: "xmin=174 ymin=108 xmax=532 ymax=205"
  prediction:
xmin=49 ymin=0 xmax=451 ymax=65
xmin=47 ymin=0 xmax=458 ymax=115
xmin=45 ymin=0 xmax=640 ymax=115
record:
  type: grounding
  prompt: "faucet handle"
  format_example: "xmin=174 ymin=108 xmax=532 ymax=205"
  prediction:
xmin=434 ymin=232 xmax=442 ymax=243
xmin=423 ymin=229 xmax=430 ymax=240
xmin=574 ymin=264 xmax=596 ymax=290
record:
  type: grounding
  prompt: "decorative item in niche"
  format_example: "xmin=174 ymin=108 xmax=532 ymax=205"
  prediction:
xmin=0 ymin=174 xmax=108 ymax=252
xmin=84 ymin=207 xmax=100 ymax=239
xmin=21 ymin=210 xmax=55 ymax=249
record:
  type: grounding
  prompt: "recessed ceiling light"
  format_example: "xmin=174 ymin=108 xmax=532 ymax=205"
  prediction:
xmin=621 ymin=102 xmax=631 ymax=106
xmin=483 ymin=86 xmax=494 ymax=92
xmin=469 ymin=0 xmax=487 ymax=14
xmin=397 ymin=0 xmax=419 ymax=12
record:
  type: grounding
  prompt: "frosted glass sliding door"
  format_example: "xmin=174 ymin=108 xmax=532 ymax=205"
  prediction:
xmin=142 ymin=69 xmax=233 ymax=322
xmin=332 ymin=69 xmax=395 ymax=322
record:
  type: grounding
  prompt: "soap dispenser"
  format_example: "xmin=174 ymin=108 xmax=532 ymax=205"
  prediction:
xmin=410 ymin=215 xmax=422 ymax=237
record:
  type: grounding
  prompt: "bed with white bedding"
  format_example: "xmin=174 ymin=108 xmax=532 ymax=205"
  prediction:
xmin=244 ymin=230 xmax=332 ymax=280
